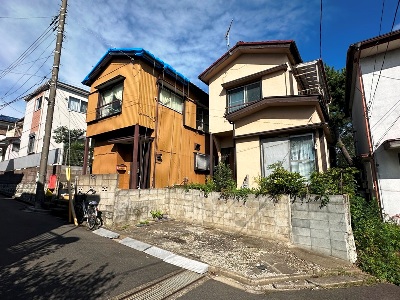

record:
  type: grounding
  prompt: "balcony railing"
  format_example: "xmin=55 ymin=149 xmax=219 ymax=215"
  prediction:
xmin=226 ymin=101 xmax=256 ymax=114
xmin=96 ymin=100 xmax=122 ymax=119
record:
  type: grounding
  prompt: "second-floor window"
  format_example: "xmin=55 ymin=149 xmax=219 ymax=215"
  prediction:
xmin=28 ymin=134 xmax=35 ymax=154
xmin=35 ymin=96 xmax=43 ymax=111
xmin=97 ymin=82 xmax=123 ymax=119
xmin=227 ymin=81 xmax=261 ymax=113
xmin=159 ymin=86 xmax=183 ymax=113
xmin=196 ymin=106 xmax=209 ymax=132
xmin=68 ymin=97 xmax=88 ymax=113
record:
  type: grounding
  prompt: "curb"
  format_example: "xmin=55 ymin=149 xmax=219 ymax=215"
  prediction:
xmin=93 ymin=228 xmax=209 ymax=275
xmin=92 ymin=228 xmax=370 ymax=293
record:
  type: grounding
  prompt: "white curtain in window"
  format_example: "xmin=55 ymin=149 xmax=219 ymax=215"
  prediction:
xmin=69 ymin=97 xmax=80 ymax=112
xmin=290 ymin=135 xmax=315 ymax=179
xmin=102 ymin=89 xmax=114 ymax=105
xmin=160 ymin=87 xmax=183 ymax=113
xmin=160 ymin=88 xmax=172 ymax=106
xmin=113 ymin=84 xmax=123 ymax=102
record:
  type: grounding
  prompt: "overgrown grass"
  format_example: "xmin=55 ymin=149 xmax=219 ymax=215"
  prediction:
xmin=185 ymin=162 xmax=400 ymax=285
xmin=350 ymin=195 xmax=400 ymax=285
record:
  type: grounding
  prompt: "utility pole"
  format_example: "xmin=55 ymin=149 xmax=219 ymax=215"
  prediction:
xmin=35 ymin=0 xmax=68 ymax=208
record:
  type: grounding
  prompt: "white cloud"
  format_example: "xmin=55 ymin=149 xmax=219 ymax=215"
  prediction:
xmin=0 ymin=0 xmax=322 ymax=118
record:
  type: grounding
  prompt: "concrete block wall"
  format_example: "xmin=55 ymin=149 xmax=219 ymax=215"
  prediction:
xmin=4 ymin=168 xmax=357 ymax=263
xmin=291 ymin=195 xmax=357 ymax=263
xmin=110 ymin=188 xmax=292 ymax=242
xmin=0 ymin=166 xmax=56 ymax=203
xmin=75 ymin=174 xmax=118 ymax=226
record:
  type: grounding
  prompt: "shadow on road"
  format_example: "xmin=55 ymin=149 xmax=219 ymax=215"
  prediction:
xmin=0 ymin=196 xmax=121 ymax=299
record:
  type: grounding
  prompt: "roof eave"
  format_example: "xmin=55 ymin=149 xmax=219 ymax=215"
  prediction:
xmin=199 ymin=40 xmax=302 ymax=84
xmin=225 ymin=95 xmax=321 ymax=122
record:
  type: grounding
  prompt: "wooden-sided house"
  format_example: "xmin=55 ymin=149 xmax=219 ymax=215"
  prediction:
xmin=82 ymin=48 xmax=209 ymax=189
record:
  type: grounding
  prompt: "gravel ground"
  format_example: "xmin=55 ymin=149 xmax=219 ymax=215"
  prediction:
xmin=106 ymin=219 xmax=356 ymax=280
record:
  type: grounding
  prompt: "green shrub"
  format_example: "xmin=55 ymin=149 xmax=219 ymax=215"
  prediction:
xmin=309 ymin=167 xmax=358 ymax=206
xmin=185 ymin=176 xmax=215 ymax=196
xmin=350 ymin=195 xmax=400 ymax=285
xmin=255 ymin=162 xmax=307 ymax=202
xmin=213 ymin=163 xmax=236 ymax=192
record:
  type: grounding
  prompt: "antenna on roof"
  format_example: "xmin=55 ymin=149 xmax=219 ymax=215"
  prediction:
xmin=225 ymin=19 xmax=234 ymax=53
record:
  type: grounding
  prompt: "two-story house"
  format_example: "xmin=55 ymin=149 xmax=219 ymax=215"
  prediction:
xmin=81 ymin=48 xmax=209 ymax=189
xmin=199 ymin=41 xmax=332 ymax=188
xmin=14 ymin=81 xmax=88 ymax=169
xmin=345 ymin=30 xmax=400 ymax=218
xmin=0 ymin=117 xmax=23 ymax=161
xmin=0 ymin=115 xmax=20 ymax=161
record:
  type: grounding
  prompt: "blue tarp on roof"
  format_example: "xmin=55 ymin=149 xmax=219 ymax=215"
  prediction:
xmin=82 ymin=48 xmax=190 ymax=86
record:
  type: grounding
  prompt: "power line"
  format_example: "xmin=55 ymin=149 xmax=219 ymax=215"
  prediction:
xmin=319 ymin=0 xmax=323 ymax=59
xmin=368 ymin=0 xmax=400 ymax=111
xmin=1 ymin=37 xmax=55 ymax=101
xmin=0 ymin=16 xmax=52 ymax=19
xmin=368 ymin=0 xmax=386 ymax=106
xmin=0 ymin=15 xmax=57 ymax=79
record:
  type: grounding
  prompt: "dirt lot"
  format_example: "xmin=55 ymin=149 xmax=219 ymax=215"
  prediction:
xmin=106 ymin=218 xmax=356 ymax=280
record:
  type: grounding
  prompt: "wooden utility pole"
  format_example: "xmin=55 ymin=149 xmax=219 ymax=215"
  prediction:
xmin=35 ymin=0 xmax=68 ymax=208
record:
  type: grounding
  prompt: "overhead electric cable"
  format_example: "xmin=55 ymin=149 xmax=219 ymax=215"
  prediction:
xmin=319 ymin=0 xmax=323 ymax=59
xmin=368 ymin=0 xmax=386 ymax=107
xmin=0 ymin=15 xmax=58 ymax=79
xmin=1 ymin=37 xmax=55 ymax=100
xmin=368 ymin=0 xmax=400 ymax=111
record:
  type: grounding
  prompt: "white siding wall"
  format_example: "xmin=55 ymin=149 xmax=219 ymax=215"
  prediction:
xmin=359 ymin=48 xmax=400 ymax=217
xmin=18 ymin=85 xmax=88 ymax=165
xmin=19 ymin=98 xmax=35 ymax=157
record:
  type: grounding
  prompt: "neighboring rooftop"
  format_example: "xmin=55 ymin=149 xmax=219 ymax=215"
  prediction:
xmin=25 ymin=81 xmax=89 ymax=102
xmin=345 ymin=29 xmax=400 ymax=113
xmin=0 ymin=115 xmax=19 ymax=124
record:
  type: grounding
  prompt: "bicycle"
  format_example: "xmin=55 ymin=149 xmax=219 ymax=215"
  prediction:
xmin=74 ymin=188 xmax=102 ymax=230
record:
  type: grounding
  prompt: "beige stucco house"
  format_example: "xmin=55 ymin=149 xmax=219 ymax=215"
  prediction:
xmin=199 ymin=40 xmax=332 ymax=188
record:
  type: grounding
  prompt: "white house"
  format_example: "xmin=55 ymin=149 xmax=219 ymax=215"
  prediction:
xmin=345 ymin=30 xmax=400 ymax=218
xmin=0 ymin=81 xmax=89 ymax=171
xmin=0 ymin=115 xmax=20 ymax=161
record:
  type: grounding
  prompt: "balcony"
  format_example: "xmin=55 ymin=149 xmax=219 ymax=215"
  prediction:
xmin=96 ymin=100 xmax=122 ymax=119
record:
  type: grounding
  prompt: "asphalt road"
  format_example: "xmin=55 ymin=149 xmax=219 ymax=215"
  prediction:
xmin=179 ymin=279 xmax=400 ymax=300
xmin=0 ymin=196 xmax=179 ymax=299
xmin=1 ymin=195 xmax=399 ymax=300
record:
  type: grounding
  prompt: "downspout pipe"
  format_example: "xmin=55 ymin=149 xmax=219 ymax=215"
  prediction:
xmin=355 ymin=48 xmax=381 ymax=210
xmin=152 ymin=82 xmax=161 ymax=188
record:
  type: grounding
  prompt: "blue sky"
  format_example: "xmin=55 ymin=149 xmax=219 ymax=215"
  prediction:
xmin=0 ymin=0 xmax=399 ymax=119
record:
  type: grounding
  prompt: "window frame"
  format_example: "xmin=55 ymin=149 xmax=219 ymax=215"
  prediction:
xmin=288 ymin=133 xmax=316 ymax=180
xmin=35 ymin=96 xmax=43 ymax=111
xmin=260 ymin=133 xmax=316 ymax=180
xmin=96 ymin=80 xmax=124 ymax=119
xmin=159 ymin=86 xmax=184 ymax=114
xmin=68 ymin=96 xmax=88 ymax=114
xmin=28 ymin=134 xmax=36 ymax=154
xmin=227 ymin=81 xmax=261 ymax=113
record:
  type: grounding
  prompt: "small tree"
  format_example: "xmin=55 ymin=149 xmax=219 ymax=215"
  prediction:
xmin=212 ymin=163 xmax=236 ymax=192
xmin=53 ymin=126 xmax=85 ymax=166
xmin=325 ymin=65 xmax=355 ymax=167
